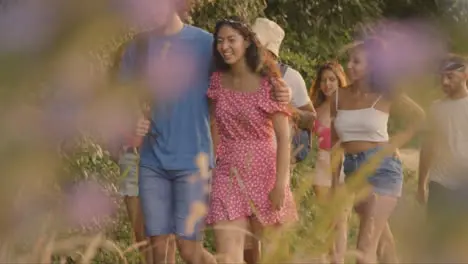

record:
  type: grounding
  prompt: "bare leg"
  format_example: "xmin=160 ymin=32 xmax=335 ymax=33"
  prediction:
xmin=354 ymin=193 xmax=398 ymax=264
xmin=176 ymin=238 xmax=216 ymax=264
xmin=244 ymin=248 xmax=257 ymax=264
xmin=165 ymin=235 xmax=177 ymax=264
xmin=250 ymin=218 xmax=293 ymax=263
xmin=125 ymin=196 xmax=158 ymax=264
xmin=244 ymin=240 xmax=261 ymax=264
xmin=313 ymin=185 xmax=331 ymax=203
xmin=377 ymin=223 xmax=399 ymax=263
xmin=249 ymin=218 xmax=265 ymax=263
xmin=214 ymin=218 xmax=248 ymax=263
xmin=313 ymin=185 xmax=349 ymax=264
xmin=313 ymin=185 xmax=332 ymax=262
xmin=149 ymin=235 xmax=176 ymax=264
xmin=244 ymin=221 xmax=259 ymax=264
xmin=331 ymin=207 xmax=350 ymax=264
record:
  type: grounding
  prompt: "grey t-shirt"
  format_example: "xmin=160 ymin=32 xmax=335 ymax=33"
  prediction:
xmin=428 ymin=96 xmax=468 ymax=189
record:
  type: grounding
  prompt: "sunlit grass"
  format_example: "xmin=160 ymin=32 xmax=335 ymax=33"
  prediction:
xmin=1 ymin=1 xmax=467 ymax=263
xmin=0 ymin=145 xmax=423 ymax=264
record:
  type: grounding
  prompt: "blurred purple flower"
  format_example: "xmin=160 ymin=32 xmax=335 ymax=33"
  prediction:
xmin=0 ymin=0 xmax=60 ymax=53
xmin=85 ymin=98 xmax=138 ymax=147
xmin=43 ymin=91 xmax=83 ymax=143
xmin=42 ymin=68 xmax=92 ymax=143
xmin=361 ymin=19 xmax=447 ymax=91
xmin=2 ymin=104 xmax=44 ymax=142
xmin=41 ymin=57 xmax=135 ymax=146
xmin=112 ymin=0 xmax=173 ymax=30
xmin=380 ymin=20 xmax=446 ymax=72
xmin=65 ymin=181 xmax=116 ymax=227
xmin=42 ymin=82 xmax=138 ymax=150
xmin=145 ymin=45 xmax=199 ymax=101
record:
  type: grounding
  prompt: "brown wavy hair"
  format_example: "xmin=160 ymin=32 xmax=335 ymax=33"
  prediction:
xmin=212 ymin=16 xmax=281 ymax=79
xmin=309 ymin=61 xmax=347 ymax=107
xmin=343 ymin=37 xmax=397 ymax=97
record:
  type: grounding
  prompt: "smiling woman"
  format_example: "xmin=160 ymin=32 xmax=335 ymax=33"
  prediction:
xmin=206 ymin=16 xmax=297 ymax=263
xmin=213 ymin=18 xmax=264 ymax=74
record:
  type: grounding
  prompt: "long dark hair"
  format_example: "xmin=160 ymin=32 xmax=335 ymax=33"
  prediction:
xmin=309 ymin=61 xmax=347 ymax=107
xmin=347 ymin=37 xmax=395 ymax=97
xmin=212 ymin=16 xmax=281 ymax=79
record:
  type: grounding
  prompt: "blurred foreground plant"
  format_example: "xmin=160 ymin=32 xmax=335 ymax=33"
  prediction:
xmin=1 ymin=0 xmax=467 ymax=263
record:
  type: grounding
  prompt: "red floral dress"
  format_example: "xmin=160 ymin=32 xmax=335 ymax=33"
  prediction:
xmin=205 ymin=72 xmax=298 ymax=225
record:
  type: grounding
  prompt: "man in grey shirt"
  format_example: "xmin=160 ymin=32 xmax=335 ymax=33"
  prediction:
xmin=418 ymin=54 xmax=468 ymax=262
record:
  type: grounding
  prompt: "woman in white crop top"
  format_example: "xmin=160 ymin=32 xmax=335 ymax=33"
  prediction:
xmin=331 ymin=38 xmax=425 ymax=264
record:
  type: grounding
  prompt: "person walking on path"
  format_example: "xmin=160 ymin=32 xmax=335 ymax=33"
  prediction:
xmin=417 ymin=54 xmax=468 ymax=262
xmin=117 ymin=3 xmax=292 ymax=263
xmin=332 ymin=38 xmax=425 ymax=264
xmin=206 ymin=17 xmax=298 ymax=264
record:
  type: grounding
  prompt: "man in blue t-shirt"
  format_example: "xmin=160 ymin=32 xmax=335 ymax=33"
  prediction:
xmin=118 ymin=2 xmax=291 ymax=263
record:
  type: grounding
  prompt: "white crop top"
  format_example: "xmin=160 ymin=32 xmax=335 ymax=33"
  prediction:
xmin=334 ymin=90 xmax=389 ymax=143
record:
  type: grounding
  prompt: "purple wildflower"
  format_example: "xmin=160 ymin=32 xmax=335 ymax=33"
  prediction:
xmin=65 ymin=181 xmax=116 ymax=227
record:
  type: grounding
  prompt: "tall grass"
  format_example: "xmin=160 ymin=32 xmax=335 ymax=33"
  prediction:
xmin=0 ymin=1 xmax=466 ymax=263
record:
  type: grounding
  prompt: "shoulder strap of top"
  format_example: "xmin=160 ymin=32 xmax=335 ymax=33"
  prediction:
xmin=335 ymin=88 xmax=339 ymax=111
xmin=371 ymin=95 xmax=383 ymax=108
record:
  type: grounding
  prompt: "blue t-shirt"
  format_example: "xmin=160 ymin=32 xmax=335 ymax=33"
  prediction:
xmin=119 ymin=25 xmax=214 ymax=171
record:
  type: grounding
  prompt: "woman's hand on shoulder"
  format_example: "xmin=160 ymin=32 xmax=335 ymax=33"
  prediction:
xmin=270 ymin=77 xmax=292 ymax=104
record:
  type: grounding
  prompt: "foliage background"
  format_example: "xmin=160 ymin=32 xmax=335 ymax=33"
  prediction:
xmin=0 ymin=0 xmax=467 ymax=263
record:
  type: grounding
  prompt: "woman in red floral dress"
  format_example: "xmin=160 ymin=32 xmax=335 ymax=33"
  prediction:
xmin=205 ymin=17 xmax=297 ymax=263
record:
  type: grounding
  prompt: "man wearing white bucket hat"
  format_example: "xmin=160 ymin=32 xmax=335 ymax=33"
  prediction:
xmin=252 ymin=17 xmax=316 ymax=163
xmin=252 ymin=18 xmax=315 ymax=115
xmin=243 ymin=17 xmax=316 ymax=264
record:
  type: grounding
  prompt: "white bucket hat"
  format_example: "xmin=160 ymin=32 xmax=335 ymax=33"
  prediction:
xmin=251 ymin=18 xmax=285 ymax=58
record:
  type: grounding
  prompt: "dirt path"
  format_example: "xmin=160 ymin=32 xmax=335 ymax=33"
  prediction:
xmin=399 ymin=148 xmax=420 ymax=171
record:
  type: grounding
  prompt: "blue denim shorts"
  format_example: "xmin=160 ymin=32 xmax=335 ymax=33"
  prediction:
xmin=139 ymin=166 xmax=210 ymax=240
xmin=118 ymin=152 xmax=139 ymax=197
xmin=342 ymin=147 xmax=403 ymax=197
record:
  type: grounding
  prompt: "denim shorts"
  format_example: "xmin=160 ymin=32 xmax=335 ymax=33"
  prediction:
xmin=118 ymin=151 xmax=139 ymax=197
xmin=139 ymin=166 xmax=210 ymax=240
xmin=342 ymin=147 xmax=403 ymax=197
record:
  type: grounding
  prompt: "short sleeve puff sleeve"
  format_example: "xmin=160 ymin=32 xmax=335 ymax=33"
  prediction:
xmin=207 ymin=72 xmax=221 ymax=100
xmin=258 ymin=78 xmax=291 ymax=116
